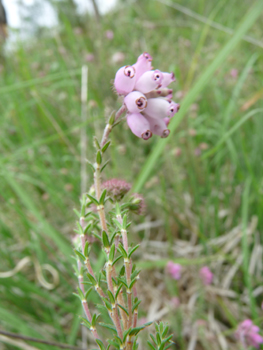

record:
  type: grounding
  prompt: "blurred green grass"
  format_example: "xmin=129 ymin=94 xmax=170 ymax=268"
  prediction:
xmin=0 ymin=0 xmax=263 ymax=349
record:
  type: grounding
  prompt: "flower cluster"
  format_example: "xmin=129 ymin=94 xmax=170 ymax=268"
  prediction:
xmin=235 ymin=319 xmax=263 ymax=349
xmin=114 ymin=52 xmax=180 ymax=140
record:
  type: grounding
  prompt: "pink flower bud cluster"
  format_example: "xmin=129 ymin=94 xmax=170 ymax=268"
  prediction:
xmin=114 ymin=52 xmax=180 ymax=140
xmin=101 ymin=179 xmax=132 ymax=202
xmin=235 ymin=319 xmax=263 ymax=349
xmin=199 ymin=266 xmax=213 ymax=285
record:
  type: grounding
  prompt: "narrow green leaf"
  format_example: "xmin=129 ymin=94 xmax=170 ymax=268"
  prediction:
xmin=84 ymin=241 xmax=89 ymax=257
xmin=86 ymin=159 xmax=95 ymax=172
xmin=131 ymin=270 xmax=141 ymax=280
xmin=107 ymin=290 xmax=115 ymax=304
xmin=115 ymin=285 xmax=123 ymax=299
xmin=102 ymin=231 xmax=110 ymax=248
xmin=92 ymin=314 xmax=97 ymax=327
xmin=132 ymin=300 xmax=141 ymax=313
xmin=96 ymin=339 xmax=106 ymax=350
xmin=129 ymin=326 xmax=145 ymax=336
xmin=93 ymin=137 xmax=101 ymax=150
xmin=163 ymin=343 xmax=174 ymax=350
xmin=87 ymin=194 xmax=99 ymax=205
xmin=113 ymin=335 xmax=123 ymax=345
xmin=147 ymin=341 xmax=156 ymax=350
xmin=109 ymin=243 xmax=115 ymax=261
xmin=101 ymin=298 xmax=112 ymax=311
xmin=118 ymin=244 xmax=128 ymax=258
xmin=112 ymin=218 xmax=123 ymax=231
xmin=150 ymin=334 xmax=157 ymax=346
xmin=100 ymin=159 xmax=110 ymax=173
xmin=73 ymin=209 xmax=81 ymax=218
xmin=128 ymin=244 xmax=140 ymax=258
xmin=87 ymin=273 xmax=97 ymax=286
xmin=117 ymin=277 xmax=128 ymax=290
xmin=113 ymin=255 xmax=122 ymax=266
xmin=129 ymin=278 xmax=138 ymax=290
xmin=85 ymin=287 xmax=93 ymax=299
xmin=74 ymin=250 xmax=86 ymax=262
xmin=162 ymin=335 xmax=173 ymax=344
xmin=99 ymin=322 xmax=117 ymax=334
xmin=101 ymin=141 xmax=111 ymax=153
xmin=96 ymin=151 xmax=102 ymax=165
xmin=79 ymin=316 xmax=91 ymax=329
xmin=77 ymin=287 xmax=85 ymax=300
xmin=162 ymin=326 xmax=169 ymax=338
xmin=123 ymin=328 xmax=132 ymax=343
xmin=99 ymin=189 xmax=107 ymax=205
xmin=117 ymin=303 xmax=129 ymax=316
xmin=122 ymin=214 xmax=127 ymax=229
xmin=156 ymin=333 xmax=161 ymax=346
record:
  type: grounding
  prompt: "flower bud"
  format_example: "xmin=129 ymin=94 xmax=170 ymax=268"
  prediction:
xmin=126 ymin=113 xmax=152 ymax=140
xmin=144 ymin=98 xmax=180 ymax=119
xmin=114 ymin=65 xmax=136 ymax=95
xmin=132 ymin=52 xmax=153 ymax=81
xmin=124 ymin=91 xmax=147 ymax=113
xmin=134 ymin=70 xmax=163 ymax=94
xmin=160 ymin=72 xmax=176 ymax=88
xmin=144 ymin=114 xmax=170 ymax=138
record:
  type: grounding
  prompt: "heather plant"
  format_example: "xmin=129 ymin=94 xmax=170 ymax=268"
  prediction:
xmin=72 ymin=53 xmax=176 ymax=350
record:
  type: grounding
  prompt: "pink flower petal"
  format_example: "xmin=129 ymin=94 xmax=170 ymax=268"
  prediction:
xmin=133 ymin=52 xmax=153 ymax=81
xmin=126 ymin=113 xmax=152 ymax=140
xmin=134 ymin=70 xmax=163 ymax=94
xmin=114 ymin=65 xmax=136 ymax=95
xmin=144 ymin=114 xmax=170 ymax=138
xmin=144 ymin=98 xmax=180 ymax=119
xmin=124 ymin=91 xmax=147 ymax=113
xmin=161 ymin=72 xmax=176 ymax=88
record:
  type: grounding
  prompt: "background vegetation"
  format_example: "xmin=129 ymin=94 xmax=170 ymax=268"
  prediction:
xmin=0 ymin=0 xmax=263 ymax=349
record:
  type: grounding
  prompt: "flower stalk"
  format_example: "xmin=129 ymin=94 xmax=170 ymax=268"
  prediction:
xmin=73 ymin=52 xmax=174 ymax=350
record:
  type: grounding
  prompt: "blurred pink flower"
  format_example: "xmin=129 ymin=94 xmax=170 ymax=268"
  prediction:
xmin=105 ymin=30 xmax=114 ymax=40
xmin=235 ymin=319 xmax=263 ymax=349
xmin=170 ymin=297 xmax=180 ymax=309
xmin=85 ymin=53 xmax=95 ymax=62
xmin=167 ymin=261 xmax=182 ymax=280
xmin=230 ymin=68 xmax=238 ymax=78
xmin=199 ymin=266 xmax=213 ymax=285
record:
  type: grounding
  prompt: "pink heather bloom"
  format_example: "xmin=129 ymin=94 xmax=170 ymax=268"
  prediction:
xmin=167 ymin=261 xmax=182 ymax=280
xmin=101 ymin=179 xmax=131 ymax=201
xmin=113 ymin=52 xmax=179 ymax=140
xmin=230 ymin=68 xmax=238 ymax=78
xmin=134 ymin=70 xmax=163 ymax=93
xmin=170 ymin=297 xmax=180 ymax=309
xmin=126 ymin=113 xmax=152 ymax=140
xmin=199 ymin=266 xmax=213 ymax=285
xmin=124 ymin=91 xmax=147 ymax=113
xmin=235 ymin=319 xmax=263 ymax=349
xmin=105 ymin=30 xmax=114 ymax=40
xmin=85 ymin=53 xmax=95 ymax=62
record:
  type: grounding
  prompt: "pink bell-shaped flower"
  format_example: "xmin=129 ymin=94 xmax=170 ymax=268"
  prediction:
xmin=133 ymin=52 xmax=153 ymax=81
xmin=126 ymin=113 xmax=152 ymax=140
xmin=124 ymin=91 xmax=147 ymax=113
xmin=134 ymin=70 xmax=163 ymax=94
xmin=144 ymin=114 xmax=170 ymax=138
xmin=114 ymin=65 xmax=136 ymax=95
xmin=160 ymin=72 xmax=176 ymax=88
xmin=144 ymin=98 xmax=180 ymax=119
